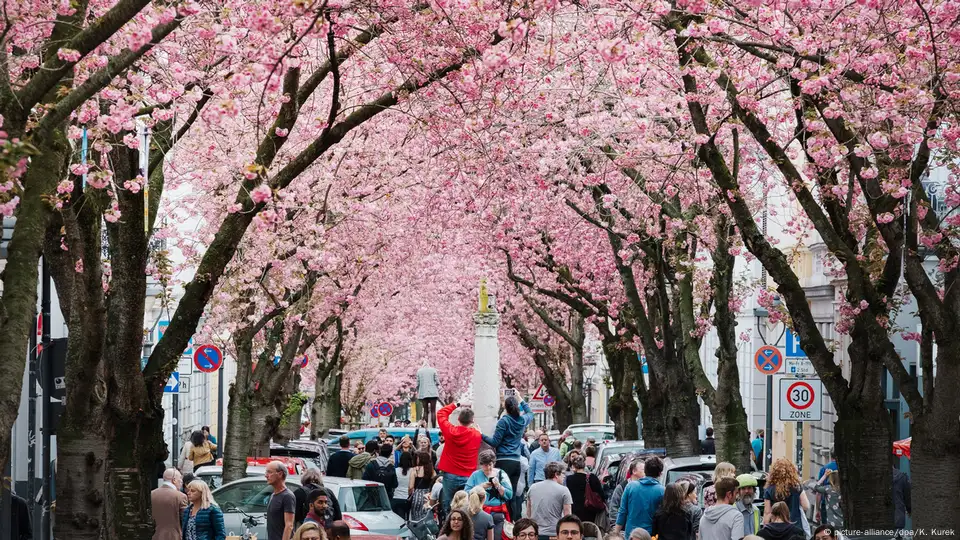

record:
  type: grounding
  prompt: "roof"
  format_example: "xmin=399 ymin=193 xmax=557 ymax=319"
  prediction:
xmin=210 ymin=472 xmax=387 ymax=490
xmin=665 ymin=456 xmax=717 ymax=467
xmin=602 ymin=440 xmax=643 ymax=447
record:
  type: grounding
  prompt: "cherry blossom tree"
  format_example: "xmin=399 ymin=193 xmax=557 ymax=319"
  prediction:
xmin=0 ymin=0 xmax=188 ymax=478
xmin=580 ymin=0 xmax=960 ymax=529
xmin=0 ymin=0 xmax=539 ymax=537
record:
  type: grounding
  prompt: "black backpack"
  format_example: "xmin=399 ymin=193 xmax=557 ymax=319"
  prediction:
xmin=372 ymin=462 xmax=395 ymax=492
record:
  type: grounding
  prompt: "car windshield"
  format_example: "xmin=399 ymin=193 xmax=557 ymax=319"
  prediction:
xmin=216 ymin=482 xmax=276 ymax=513
xmin=338 ymin=485 xmax=391 ymax=512
xmin=573 ymin=431 xmax=614 ymax=441
xmin=602 ymin=444 xmax=644 ymax=458
xmin=199 ymin=473 xmax=223 ymax=490
xmin=666 ymin=468 xmax=714 ymax=484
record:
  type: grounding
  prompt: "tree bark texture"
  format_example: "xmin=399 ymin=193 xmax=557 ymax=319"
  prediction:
xmin=312 ymin=369 xmax=343 ymax=439
xmin=910 ymin=348 xmax=960 ymax=537
xmin=0 ymin=133 xmax=68 ymax=470
xmin=604 ymin=343 xmax=640 ymax=441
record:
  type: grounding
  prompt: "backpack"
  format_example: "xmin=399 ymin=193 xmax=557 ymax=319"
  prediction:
xmin=372 ymin=461 xmax=395 ymax=489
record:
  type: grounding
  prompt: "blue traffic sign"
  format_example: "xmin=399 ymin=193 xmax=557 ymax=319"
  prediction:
xmin=164 ymin=372 xmax=180 ymax=393
xmin=755 ymin=345 xmax=783 ymax=374
xmin=785 ymin=329 xmax=807 ymax=357
xmin=378 ymin=402 xmax=394 ymax=417
xmin=370 ymin=406 xmax=380 ymax=418
xmin=194 ymin=344 xmax=223 ymax=373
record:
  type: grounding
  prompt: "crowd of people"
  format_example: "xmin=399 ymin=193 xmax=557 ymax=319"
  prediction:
xmin=150 ymin=394 xmax=913 ymax=540
xmin=151 ymin=461 xmax=354 ymax=540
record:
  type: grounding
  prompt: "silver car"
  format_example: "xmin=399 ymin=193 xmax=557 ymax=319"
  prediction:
xmin=213 ymin=475 xmax=409 ymax=537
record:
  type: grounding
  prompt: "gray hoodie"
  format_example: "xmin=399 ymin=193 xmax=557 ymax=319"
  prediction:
xmin=699 ymin=503 xmax=745 ymax=540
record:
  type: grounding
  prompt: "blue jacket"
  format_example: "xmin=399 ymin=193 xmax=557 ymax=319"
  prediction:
xmin=465 ymin=468 xmax=514 ymax=507
xmin=482 ymin=402 xmax=534 ymax=459
xmin=616 ymin=478 xmax=665 ymax=537
xmin=181 ymin=505 xmax=226 ymax=540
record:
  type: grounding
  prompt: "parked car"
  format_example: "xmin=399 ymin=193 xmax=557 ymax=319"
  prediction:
xmin=594 ymin=440 xmax=644 ymax=473
xmin=214 ymin=456 xmax=308 ymax=476
xmin=568 ymin=426 xmax=616 ymax=444
xmin=662 ymin=455 xmax=717 ymax=485
xmin=271 ymin=439 xmax=328 ymax=471
xmin=567 ymin=423 xmax=616 ymax=431
xmin=214 ymin=476 xmax=409 ymax=537
xmin=603 ymin=448 xmax=667 ymax=500
xmin=327 ymin=428 xmax=441 ymax=447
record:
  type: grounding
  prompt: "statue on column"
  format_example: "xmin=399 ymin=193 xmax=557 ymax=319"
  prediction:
xmin=416 ymin=360 xmax=440 ymax=428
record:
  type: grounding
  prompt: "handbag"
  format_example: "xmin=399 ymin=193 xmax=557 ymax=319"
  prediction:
xmin=585 ymin=474 xmax=606 ymax=510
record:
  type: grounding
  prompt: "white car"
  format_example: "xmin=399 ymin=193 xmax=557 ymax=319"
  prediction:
xmin=213 ymin=475 xmax=409 ymax=537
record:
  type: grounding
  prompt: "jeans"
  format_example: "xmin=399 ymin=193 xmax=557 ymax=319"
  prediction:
xmin=421 ymin=398 xmax=439 ymax=428
xmin=441 ymin=473 xmax=469 ymax=515
xmin=392 ymin=498 xmax=411 ymax=520
xmin=496 ymin=458 xmax=523 ymax=521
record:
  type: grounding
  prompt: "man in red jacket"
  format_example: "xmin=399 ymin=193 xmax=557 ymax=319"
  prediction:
xmin=437 ymin=401 xmax=482 ymax=514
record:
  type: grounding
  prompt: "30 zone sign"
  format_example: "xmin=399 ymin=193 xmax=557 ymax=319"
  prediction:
xmin=779 ymin=379 xmax=823 ymax=422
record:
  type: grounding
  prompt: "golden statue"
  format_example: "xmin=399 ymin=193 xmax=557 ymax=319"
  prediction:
xmin=479 ymin=278 xmax=489 ymax=313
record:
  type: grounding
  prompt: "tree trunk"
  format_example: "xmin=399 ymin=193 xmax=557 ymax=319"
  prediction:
xmin=55 ymin=413 xmax=108 ymax=540
xmin=605 ymin=345 xmax=639 ymax=440
xmin=0 ymin=134 xmax=68 ymax=470
xmin=711 ymin=395 xmax=750 ymax=471
xmin=251 ymin=404 xmax=277 ymax=457
xmin=834 ymin=401 xmax=893 ymax=528
xmin=910 ymin=348 xmax=960 ymax=537
xmin=647 ymin=365 xmax=700 ymax=457
xmin=103 ymin=410 xmax=165 ymax=540
xmin=311 ymin=369 xmax=342 ymax=439
xmin=223 ymin=383 xmax=255 ymax=483
xmin=703 ymin=223 xmax=752 ymax=471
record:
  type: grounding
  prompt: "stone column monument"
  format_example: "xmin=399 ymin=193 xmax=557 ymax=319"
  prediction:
xmin=472 ymin=278 xmax=501 ymax=434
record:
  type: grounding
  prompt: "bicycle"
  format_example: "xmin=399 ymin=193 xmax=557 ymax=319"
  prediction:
xmin=404 ymin=503 xmax=440 ymax=540
xmin=224 ymin=503 xmax=261 ymax=540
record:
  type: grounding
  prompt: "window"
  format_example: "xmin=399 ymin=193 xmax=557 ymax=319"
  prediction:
xmin=216 ymin=481 xmax=275 ymax=514
xmin=337 ymin=486 xmax=391 ymax=512
xmin=197 ymin=472 xmax=223 ymax=490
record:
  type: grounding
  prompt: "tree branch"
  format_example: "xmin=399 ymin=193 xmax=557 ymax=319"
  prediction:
xmin=15 ymin=0 xmax=155 ymax=111
xmin=36 ymin=16 xmax=184 ymax=134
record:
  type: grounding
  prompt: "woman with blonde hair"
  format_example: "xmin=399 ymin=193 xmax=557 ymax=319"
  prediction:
xmin=465 ymin=486 xmax=494 ymax=540
xmin=703 ymin=462 xmax=736 ymax=507
xmin=813 ymin=470 xmax=843 ymax=528
xmin=763 ymin=459 xmax=809 ymax=527
xmin=292 ymin=522 xmax=326 ymax=540
xmin=451 ymin=490 xmax=470 ymax=512
xmin=181 ymin=480 xmax=225 ymax=540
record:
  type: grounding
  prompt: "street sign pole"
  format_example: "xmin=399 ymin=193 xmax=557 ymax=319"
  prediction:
xmin=218 ymin=366 xmax=224 ymax=449
xmin=754 ymin=345 xmax=783 ymax=473
xmin=172 ymin=393 xmax=179 ymax=468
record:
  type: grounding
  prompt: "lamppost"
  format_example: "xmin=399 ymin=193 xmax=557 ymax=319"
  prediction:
xmin=582 ymin=377 xmax=594 ymax=422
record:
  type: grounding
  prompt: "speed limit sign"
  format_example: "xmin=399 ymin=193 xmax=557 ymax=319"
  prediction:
xmin=779 ymin=379 xmax=822 ymax=421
